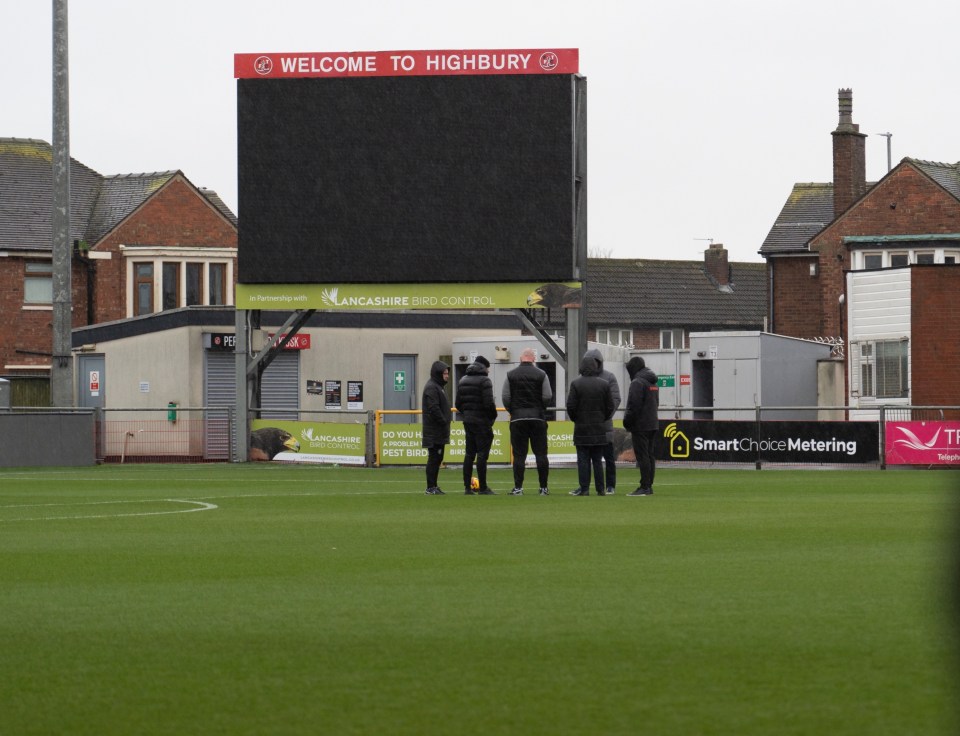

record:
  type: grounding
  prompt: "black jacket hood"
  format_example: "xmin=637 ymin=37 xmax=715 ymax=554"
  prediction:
xmin=430 ymin=360 xmax=449 ymax=385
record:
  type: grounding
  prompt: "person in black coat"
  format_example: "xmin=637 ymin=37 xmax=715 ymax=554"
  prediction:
xmin=623 ymin=356 xmax=660 ymax=496
xmin=502 ymin=347 xmax=553 ymax=495
xmin=566 ymin=354 xmax=616 ymax=496
xmin=585 ymin=348 xmax=622 ymax=494
xmin=456 ymin=355 xmax=498 ymax=495
xmin=421 ymin=360 xmax=451 ymax=495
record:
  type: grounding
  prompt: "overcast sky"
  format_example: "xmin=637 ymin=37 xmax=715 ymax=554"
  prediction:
xmin=4 ymin=0 xmax=959 ymax=264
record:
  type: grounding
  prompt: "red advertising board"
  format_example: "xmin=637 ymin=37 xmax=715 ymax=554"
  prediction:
xmin=885 ymin=421 xmax=960 ymax=466
xmin=234 ymin=48 xmax=578 ymax=79
xmin=267 ymin=333 xmax=311 ymax=350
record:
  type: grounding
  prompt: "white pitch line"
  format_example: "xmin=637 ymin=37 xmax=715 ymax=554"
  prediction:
xmin=1 ymin=499 xmax=217 ymax=522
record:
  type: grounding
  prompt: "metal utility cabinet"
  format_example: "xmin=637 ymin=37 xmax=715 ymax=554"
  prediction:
xmin=688 ymin=332 xmax=832 ymax=420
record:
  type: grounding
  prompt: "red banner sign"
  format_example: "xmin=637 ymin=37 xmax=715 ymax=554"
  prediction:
xmin=268 ymin=333 xmax=311 ymax=350
xmin=235 ymin=48 xmax=578 ymax=79
xmin=885 ymin=421 xmax=960 ymax=465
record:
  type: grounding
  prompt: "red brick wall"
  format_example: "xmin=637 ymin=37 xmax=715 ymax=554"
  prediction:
xmin=770 ymin=257 xmax=823 ymax=338
xmin=0 ymin=257 xmax=88 ymax=371
xmin=911 ymin=266 xmax=960 ymax=411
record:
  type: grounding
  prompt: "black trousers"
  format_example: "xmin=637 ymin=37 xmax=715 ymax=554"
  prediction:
xmin=631 ymin=430 xmax=658 ymax=490
xmin=601 ymin=441 xmax=617 ymax=490
xmin=425 ymin=445 xmax=445 ymax=489
xmin=462 ymin=424 xmax=494 ymax=489
xmin=509 ymin=420 xmax=549 ymax=489
xmin=576 ymin=445 xmax=605 ymax=494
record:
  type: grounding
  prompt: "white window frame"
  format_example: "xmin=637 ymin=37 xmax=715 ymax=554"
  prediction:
xmin=595 ymin=327 xmax=633 ymax=348
xmin=854 ymin=247 xmax=960 ymax=269
xmin=660 ymin=329 xmax=684 ymax=350
xmin=24 ymin=260 xmax=53 ymax=307
xmin=888 ymin=252 xmax=909 ymax=267
xmin=121 ymin=245 xmax=235 ymax=317
xmin=855 ymin=339 xmax=909 ymax=400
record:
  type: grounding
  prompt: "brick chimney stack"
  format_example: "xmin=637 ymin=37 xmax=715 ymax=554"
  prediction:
xmin=832 ymin=88 xmax=867 ymax=216
xmin=704 ymin=242 xmax=730 ymax=286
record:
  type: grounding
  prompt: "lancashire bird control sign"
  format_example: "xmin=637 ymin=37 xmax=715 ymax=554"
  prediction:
xmin=235 ymin=282 xmax=583 ymax=310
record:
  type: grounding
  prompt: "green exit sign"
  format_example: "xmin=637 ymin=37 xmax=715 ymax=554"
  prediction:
xmin=657 ymin=375 xmax=675 ymax=388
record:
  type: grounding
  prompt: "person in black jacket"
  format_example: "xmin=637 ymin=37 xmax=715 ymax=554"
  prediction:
xmin=456 ymin=355 xmax=498 ymax=495
xmin=623 ymin=356 xmax=660 ymax=496
xmin=566 ymin=354 xmax=616 ymax=496
xmin=584 ymin=348 xmax=621 ymax=494
xmin=501 ymin=347 xmax=553 ymax=495
xmin=421 ymin=360 xmax=451 ymax=495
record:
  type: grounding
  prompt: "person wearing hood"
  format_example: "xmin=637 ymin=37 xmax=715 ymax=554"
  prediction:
xmin=566 ymin=354 xmax=616 ymax=496
xmin=421 ymin=360 xmax=452 ymax=495
xmin=584 ymin=348 xmax=621 ymax=494
xmin=456 ymin=355 xmax=498 ymax=495
xmin=623 ymin=356 xmax=659 ymax=496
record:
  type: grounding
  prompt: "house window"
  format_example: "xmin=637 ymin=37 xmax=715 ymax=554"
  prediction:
xmin=660 ymin=329 xmax=684 ymax=350
xmin=862 ymin=253 xmax=882 ymax=269
xmin=209 ymin=263 xmax=226 ymax=305
xmin=162 ymin=262 xmax=180 ymax=310
xmin=916 ymin=252 xmax=935 ymax=265
xmin=134 ymin=263 xmax=154 ymax=316
xmin=125 ymin=254 xmax=233 ymax=317
xmin=889 ymin=253 xmax=909 ymax=267
xmin=24 ymin=261 xmax=53 ymax=304
xmin=859 ymin=340 xmax=908 ymax=399
xmin=596 ymin=328 xmax=633 ymax=347
xmin=185 ymin=263 xmax=203 ymax=306
xmin=945 ymin=252 xmax=958 ymax=265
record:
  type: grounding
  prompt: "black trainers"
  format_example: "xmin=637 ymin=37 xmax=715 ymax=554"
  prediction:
xmin=597 ymin=488 xmax=606 ymax=496
xmin=464 ymin=488 xmax=477 ymax=495
xmin=569 ymin=488 xmax=589 ymax=496
xmin=478 ymin=487 xmax=496 ymax=495
xmin=539 ymin=488 xmax=550 ymax=496
xmin=606 ymin=487 xmax=616 ymax=496
xmin=425 ymin=487 xmax=446 ymax=495
xmin=627 ymin=488 xmax=653 ymax=496
xmin=510 ymin=488 xmax=523 ymax=496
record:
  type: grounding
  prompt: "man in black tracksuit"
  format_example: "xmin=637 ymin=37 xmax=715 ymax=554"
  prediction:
xmin=623 ymin=356 xmax=659 ymax=496
xmin=501 ymin=347 xmax=552 ymax=495
xmin=456 ymin=355 xmax=498 ymax=495
xmin=421 ymin=360 xmax=451 ymax=495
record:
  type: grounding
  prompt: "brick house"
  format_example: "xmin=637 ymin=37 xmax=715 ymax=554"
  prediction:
xmin=539 ymin=245 xmax=767 ymax=349
xmin=0 ymin=138 xmax=237 ymax=403
xmin=760 ymin=90 xmax=960 ymax=410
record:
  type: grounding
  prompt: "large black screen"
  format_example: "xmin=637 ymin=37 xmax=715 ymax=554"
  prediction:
xmin=237 ymin=74 xmax=578 ymax=284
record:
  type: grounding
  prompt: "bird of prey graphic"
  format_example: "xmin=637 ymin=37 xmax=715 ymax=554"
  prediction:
xmin=249 ymin=427 xmax=301 ymax=461
xmin=526 ymin=283 xmax=582 ymax=309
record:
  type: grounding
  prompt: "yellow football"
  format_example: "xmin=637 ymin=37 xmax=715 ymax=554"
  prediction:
xmin=470 ymin=476 xmax=480 ymax=489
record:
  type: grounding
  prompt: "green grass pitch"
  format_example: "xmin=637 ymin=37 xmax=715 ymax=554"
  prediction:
xmin=1 ymin=463 xmax=958 ymax=735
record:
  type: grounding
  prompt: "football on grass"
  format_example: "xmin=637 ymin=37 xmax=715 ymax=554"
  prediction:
xmin=470 ymin=477 xmax=480 ymax=489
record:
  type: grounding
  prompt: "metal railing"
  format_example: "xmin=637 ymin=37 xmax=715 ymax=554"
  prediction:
xmin=2 ymin=404 xmax=957 ymax=468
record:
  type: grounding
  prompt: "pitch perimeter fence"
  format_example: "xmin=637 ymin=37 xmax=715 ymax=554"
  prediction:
xmin=0 ymin=405 xmax=957 ymax=469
